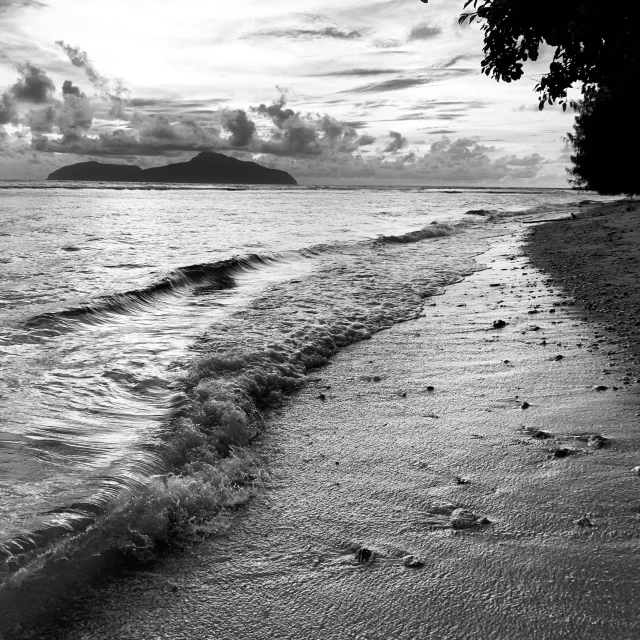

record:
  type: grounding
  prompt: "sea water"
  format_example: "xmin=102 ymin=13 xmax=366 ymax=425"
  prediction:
xmin=0 ymin=182 xmax=612 ymax=586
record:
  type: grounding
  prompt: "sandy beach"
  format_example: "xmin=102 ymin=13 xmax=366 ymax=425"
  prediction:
xmin=6 ymin=201 xmax=640 ymax=640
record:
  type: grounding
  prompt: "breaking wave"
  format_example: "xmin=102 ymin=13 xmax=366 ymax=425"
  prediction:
xmin=0 ymin=217 xmax=504 ymax=632
xmin=24 ymin=254 xmax=275 ymax=329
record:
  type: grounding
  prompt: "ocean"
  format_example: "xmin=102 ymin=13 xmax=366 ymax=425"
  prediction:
xmin=0 ymin=182 xmax=613 ymax=591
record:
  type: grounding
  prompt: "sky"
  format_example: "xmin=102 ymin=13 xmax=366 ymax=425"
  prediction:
xmin=0 ymin=0 xmax=579 ymax=185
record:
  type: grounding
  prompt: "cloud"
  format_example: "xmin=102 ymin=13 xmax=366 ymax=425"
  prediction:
xmin=10 ymin=63 xmax=54 ymax=103
xmin=33 ymin=114 xmax=222 ymax=157
xmin=0 ymin=92 xmax=17 ymax=124
xmin=252 ymin=27 xmax=364 ymax=40
xmin=61 ymin=80 xmax=82 ymax=97
xmin=348 ymin=77 xmax=433 ymax=93
xmin=407 ymin=23 xmax=442 ymax=41
xmin=221 ymin=109 xmax=256 ymax=147
xmin=358 ymin=134 xmax=376 ymax=145
xmin=313 ymin=68 xmax=399 ymax=77
xmin=250 ymin=94 xmax=365 ymax=157
xmin=55 ymin=41 xmax=128 ymax=119
xmin=505 ymin=153 xmax=543 ymax=166
xmin=383 ymin=130 xmax=407 ymax=153
xmin=0 ymin=0 xmax=45 ymax=14
xmin=441 ymin=55 xmax=473 ymax=68
xmin=258 ymin=134 xmax=546 ymax=184
xmin=55 ymin=41 xmax=108 ymax=90
xmin=373 ymin=39 xmax=403 ymax=49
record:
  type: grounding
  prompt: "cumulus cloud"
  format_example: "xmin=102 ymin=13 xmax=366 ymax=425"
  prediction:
xmin=55 ymin=41 xmax=129 ymax=119
xmin=0 ymin=92 xmax=17 ymax=124
xmin=383 ymin=130 xmax=407 ymax=153
xmin=249 ymin=96 xmax=364 ymax=158
xmin=504 ymin=153 xmax=543 ymax=166
xmin=0 ymin=48 xmax=546 ymax=185
xmin=221 ymin=109 xmax=256 ymax=147
xmin=10 ymin=63 xmax=54 ymax=103
xmin=358 ymin=134 xmax=376 ymax=145
xmin=260 ymin=135 xmax=544 ymax=184
xmin=61 ymin=80 xmax=82 ymax=97
xmin=33 ymin=114 xmax=222 ymax=157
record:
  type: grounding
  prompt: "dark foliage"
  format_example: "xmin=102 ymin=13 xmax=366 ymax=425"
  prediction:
xmin=566 ymin=86 xmax=639 ymax=195
xmin=459 ymin=1 xmax=640 ymax=110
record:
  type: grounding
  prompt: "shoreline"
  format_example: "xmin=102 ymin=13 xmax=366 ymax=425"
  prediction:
xmin=8 ymin=201 xmax=640 ymax=639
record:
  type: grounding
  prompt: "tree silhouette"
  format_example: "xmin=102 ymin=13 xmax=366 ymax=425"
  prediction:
xmin=458 ymin=1 xmax=639 ymax=194
xmin=566 ymin=87 xmax=638 ymax=195
xmin=459 ymin=1 xmax=640 ymax=110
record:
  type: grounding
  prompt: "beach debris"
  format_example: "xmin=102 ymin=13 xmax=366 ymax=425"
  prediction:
xmin=454 ymin=476 xmax=470 ymax=485
xmin=632 ymin=466 xmax=640 ymax=476
xmin=426 ymin=385 xmax=435 ymax=392
xmin=528 ymin=429 xmax=552 ymax=439
xmin=587 ymin=435 xmax=609 ymax=449
xmin=554 ymin=354 xmax=564 ymax=361
xmin=575 ymin=515 xmax=593 ymax=527
xmin=402 ymin=555 xmax=425 ymax=568
xmin=551 ymin=447 xmax=574 ymax=458
xmin=354 ymin=548 xmax=375 ymax=564
xmin=521 ymin=401 xmax=530 ymax=409
xmin=593 ymin=385 xmax=608 ymax=391
xmin=492 ymin=319 xmax=507 ymax=329
xmin=449 ymin=508 xmax=490 ymax=529
xmin=503 ymin=359 xmax=510 ymax=363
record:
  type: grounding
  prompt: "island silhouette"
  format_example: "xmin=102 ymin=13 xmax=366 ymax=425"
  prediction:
xmin=48 ymin=152 xmax=297 ymax=185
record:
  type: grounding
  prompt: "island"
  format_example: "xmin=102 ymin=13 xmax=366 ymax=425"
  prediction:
xmin=120 ymin=152 xmax=297 ymax=185
xmin=47 ymin=152 xmax=297 ymax=185
xmin=47 ymin=161 xmax=142 ymax=181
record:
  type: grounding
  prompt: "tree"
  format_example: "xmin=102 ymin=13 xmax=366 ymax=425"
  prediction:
xmin=459 ymin=1 xmax=640 ymax=110
xmin=566 ymin=86 xmax=638 ymax=195
xmin=459 ymin=1 xmax=639 ymax=194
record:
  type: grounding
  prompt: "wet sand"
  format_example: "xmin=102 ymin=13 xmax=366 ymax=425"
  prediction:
xmin=15 ymin=201 xmax=640 ymax=639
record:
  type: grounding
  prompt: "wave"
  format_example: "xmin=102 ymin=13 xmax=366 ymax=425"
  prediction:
xmin=24 ymin=254 xmax=275 ymax=329
xmin=0 ymin=218 xmax=487 ymax=630
xmin=374 ymin=223 xmax=455 ymax=244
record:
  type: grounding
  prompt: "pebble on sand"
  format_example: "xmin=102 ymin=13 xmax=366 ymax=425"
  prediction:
xmin=575 ymin=515 xmax=593 ymax=527
xmin=593 ymin=385 xmax=608 ymax=391
xmin=492 ymin=319 xmax=508 ymax=329
xmin=402 ymin=555 xmax=425 ymax=568
xmin=449 ymin=508 xmax=490 ymax=529
xmin=355 ymin=548 xmax=375 ymax=564
xmin=632 ymin=466 xmax=640 ymax=476
xmin=530 ymin=429 xmax=552 ymax=439
xmin=521 ymin=401 xmax=530 ymax=409
xmin=587 ymin=435 xmax=608 ymax=449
